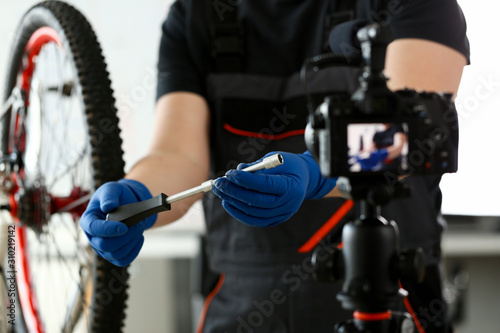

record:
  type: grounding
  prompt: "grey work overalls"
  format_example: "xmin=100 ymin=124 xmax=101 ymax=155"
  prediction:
xmin=196 ymin=1 xmax=445 ymax=332
xmin=196 ymin=2 xmax=365 ymax=331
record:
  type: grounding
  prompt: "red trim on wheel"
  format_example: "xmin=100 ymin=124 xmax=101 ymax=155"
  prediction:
xmin=10 ymin=113 xmax=25 ymax=154
xmin=21 ymin=27 xmax=61 ymax=94
xmin=16 ymin=225 xmax=44 ymax=333
xmin=13 ymin=26 xmax=61 ymax=333
xmin=8 ymin=194 xmax=18 ymax=218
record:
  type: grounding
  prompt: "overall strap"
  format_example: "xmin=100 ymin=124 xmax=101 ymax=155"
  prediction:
xmin=210 ymin=0 xmax=244 ymax=72
xmin=323 ymin=0 xmax=356 ymax=52
xmin=210 ymin=1 xmax=358 ymax=71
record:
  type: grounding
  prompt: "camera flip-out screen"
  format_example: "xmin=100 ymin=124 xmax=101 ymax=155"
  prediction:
xmin=348 ymin=123 xmax=409 ymax=174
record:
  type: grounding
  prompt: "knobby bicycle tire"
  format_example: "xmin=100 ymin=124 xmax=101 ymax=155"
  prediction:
xmin=2 ymin=1 xmax=128 ymax=332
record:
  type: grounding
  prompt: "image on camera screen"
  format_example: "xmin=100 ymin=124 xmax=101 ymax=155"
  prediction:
xmin=348 ymin=123 xmax=409 ymax=173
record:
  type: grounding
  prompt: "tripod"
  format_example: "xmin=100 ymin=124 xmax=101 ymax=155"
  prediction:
xmin=313 ymin=177 xmax=426 ymax=333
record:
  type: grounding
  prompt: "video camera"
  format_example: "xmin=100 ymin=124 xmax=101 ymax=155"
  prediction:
xmin=304 ymin=22 xmax=459 ymax=333
xmin=305 ymin=23 xmax=459 ymax=182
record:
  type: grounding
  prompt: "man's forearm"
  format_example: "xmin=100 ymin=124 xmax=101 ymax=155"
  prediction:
xmin=125 ymin=150 xmax=209 ymax=227
xmin=122 ymin=92 xmax=211 ymax=227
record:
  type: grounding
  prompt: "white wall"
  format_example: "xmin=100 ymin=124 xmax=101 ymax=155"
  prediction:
xmin=440 ymin=1 xmax=500 ymax=216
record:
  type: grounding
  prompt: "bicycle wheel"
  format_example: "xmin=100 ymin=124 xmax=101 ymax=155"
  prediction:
xmin=1 ymin=1 xmax=128 ymax=332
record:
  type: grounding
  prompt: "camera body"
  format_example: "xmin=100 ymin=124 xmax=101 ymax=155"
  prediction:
xmin=307 ymin=23 xmax=459 ymax=181
xmin=311 ymin=88 xmax=458 ymax=179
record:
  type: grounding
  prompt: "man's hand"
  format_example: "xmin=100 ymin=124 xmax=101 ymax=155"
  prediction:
xmin=356 ymin=149 xmax=388 ymax=171
xmin=80 ymin=179 xmax=156 ymax=267
xmin=212 ymin=151 xmax=337 ymax=227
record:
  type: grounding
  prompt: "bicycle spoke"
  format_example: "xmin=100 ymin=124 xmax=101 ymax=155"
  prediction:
xmin=28 ymin=219 xmax=90 ymax=330
xmin=63 ymin=261 xmax=92 ymax=333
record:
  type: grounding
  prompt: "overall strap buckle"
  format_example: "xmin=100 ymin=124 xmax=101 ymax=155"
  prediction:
xmin=323 ymin=0 xmax=356 ymax=52
xmin=210 ymin=1 xmax=244 ymax=72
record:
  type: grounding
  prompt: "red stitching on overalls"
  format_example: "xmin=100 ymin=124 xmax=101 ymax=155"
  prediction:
xmin=224 ymin=123 xmax=305 ymax=140
xmin=196 ymin=274 xmax=225 ymax=333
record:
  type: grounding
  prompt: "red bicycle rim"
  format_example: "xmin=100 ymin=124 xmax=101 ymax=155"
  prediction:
xmin=14 ymin=26 xmax=62 ymax=333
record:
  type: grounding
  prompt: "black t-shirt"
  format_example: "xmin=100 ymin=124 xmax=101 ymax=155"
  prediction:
xmin=373 ymin=124 xmax=405 ymax=149
xmin=156 ymin=0 xmax=470 ymax=100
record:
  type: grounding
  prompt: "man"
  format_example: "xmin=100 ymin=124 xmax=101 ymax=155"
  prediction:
xmin=81 ymin=0 xmax=469 ymax=331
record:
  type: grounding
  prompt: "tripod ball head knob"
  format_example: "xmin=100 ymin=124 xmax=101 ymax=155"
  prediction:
xmin=312 ymin=245 xmax=344 ymax=283
xmin=397 ymin=248 xmax=426 ymax=284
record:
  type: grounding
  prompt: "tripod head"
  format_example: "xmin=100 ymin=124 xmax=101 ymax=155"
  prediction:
xmin=312 ymin=177 xmax=425 ymax=332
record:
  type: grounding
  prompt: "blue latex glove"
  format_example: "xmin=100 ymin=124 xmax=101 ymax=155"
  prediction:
xmin=212 ymin=151 xmax=337 ymax=227
xmin=356 ymin=149 xmax=388 ymax=171
xmin=80 ymin=179 xmax=156 ymax=267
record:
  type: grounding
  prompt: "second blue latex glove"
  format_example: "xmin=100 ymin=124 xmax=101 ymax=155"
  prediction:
xmin=356 ymin=149 xmax=389 ymax=171
xmin=80 ymin=179 xmax=156 ymax=267
xmin=212 ymin=151 xmax=337 ymax=227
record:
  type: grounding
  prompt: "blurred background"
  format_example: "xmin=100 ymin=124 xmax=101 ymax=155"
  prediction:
xmin=0 ymin=0 xmax=499 ymax=332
